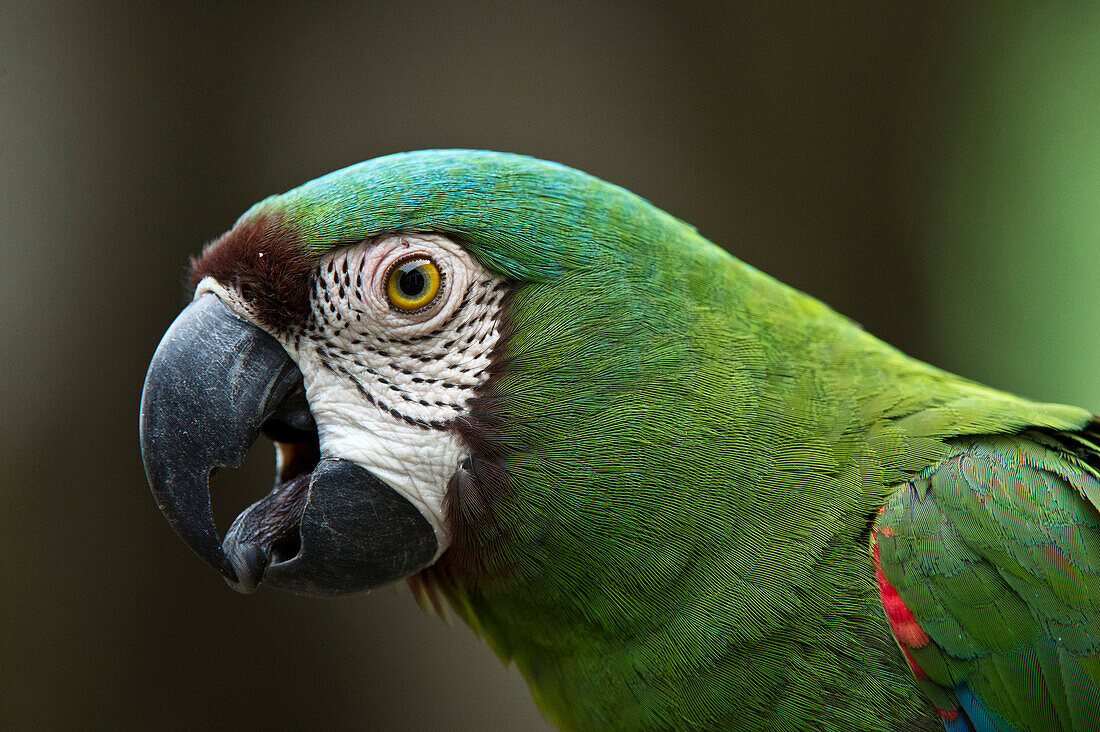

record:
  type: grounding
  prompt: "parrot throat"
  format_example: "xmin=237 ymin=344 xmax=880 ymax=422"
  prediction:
xmin=418 ymin=451 xmax=938 ymax=731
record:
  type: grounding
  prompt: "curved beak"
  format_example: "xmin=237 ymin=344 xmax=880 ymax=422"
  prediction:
xmin=139 ymin=294 xmax=437 ymax=595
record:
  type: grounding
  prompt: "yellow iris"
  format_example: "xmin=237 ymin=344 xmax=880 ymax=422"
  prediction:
xmin=385 ymin=256 xmax=442 ymax=311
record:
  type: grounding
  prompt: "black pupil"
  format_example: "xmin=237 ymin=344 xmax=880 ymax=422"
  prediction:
xmin=397 ymin=263 xmax=428 ymax=299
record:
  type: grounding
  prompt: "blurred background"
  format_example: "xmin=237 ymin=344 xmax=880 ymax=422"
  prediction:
xmin=4 ymin=2 xmax=1100 ymax=729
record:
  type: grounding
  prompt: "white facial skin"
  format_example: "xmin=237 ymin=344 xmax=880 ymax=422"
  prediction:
xmin=196 ymin=234 xmax=508 ymax=557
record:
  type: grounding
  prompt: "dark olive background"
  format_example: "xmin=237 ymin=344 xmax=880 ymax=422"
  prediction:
xmin=4 ymin=3 xmax=1100 ymax=729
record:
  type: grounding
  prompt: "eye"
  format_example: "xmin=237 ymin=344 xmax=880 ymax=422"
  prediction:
xmin=385 ymin=255 xmax=443 ymax=312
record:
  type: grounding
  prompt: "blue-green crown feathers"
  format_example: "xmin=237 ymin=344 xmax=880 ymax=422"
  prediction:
xmin=243 ymin=149 xmax=702 ymax=281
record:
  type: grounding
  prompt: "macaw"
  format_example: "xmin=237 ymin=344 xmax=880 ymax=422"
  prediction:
xmin=140 ymin=150 xmax=1100 ymax=731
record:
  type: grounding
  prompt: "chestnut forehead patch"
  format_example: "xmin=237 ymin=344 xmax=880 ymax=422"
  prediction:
xmin=189 ymin=213 xmax=323 ymax=331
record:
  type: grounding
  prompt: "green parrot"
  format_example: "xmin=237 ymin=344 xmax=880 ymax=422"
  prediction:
xmin=140 ymin=150 xmax=1100 ymax=731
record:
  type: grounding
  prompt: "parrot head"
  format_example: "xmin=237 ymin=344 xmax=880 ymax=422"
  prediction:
xmin=140 ymin=149 xmax=706 ymax=597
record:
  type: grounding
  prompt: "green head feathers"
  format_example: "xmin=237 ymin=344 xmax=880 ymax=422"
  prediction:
xmin=243 ymin=149 xmax=704 ymax=282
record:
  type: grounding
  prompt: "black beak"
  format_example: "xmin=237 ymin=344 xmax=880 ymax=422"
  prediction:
xmin=139 ymin=294 xmax=437 ymax=595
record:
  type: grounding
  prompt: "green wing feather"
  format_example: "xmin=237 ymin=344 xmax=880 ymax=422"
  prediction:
xmin=877 ymin=428 xmax=1100 ymax=731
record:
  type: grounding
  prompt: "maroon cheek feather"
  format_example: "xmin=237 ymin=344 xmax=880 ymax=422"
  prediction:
xmin=189 ymin=213 xmax=322 ymax=332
